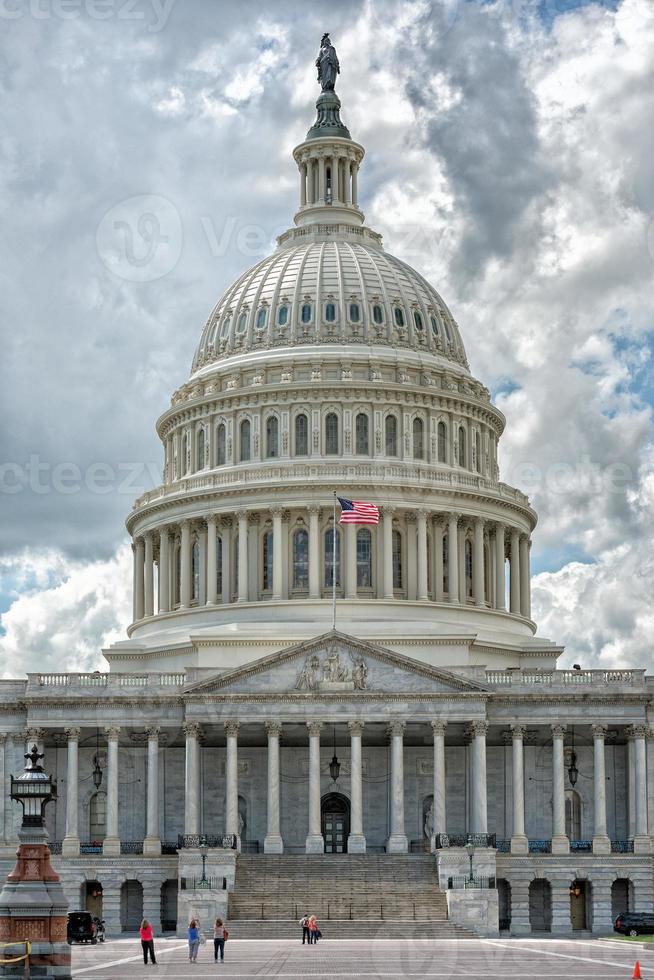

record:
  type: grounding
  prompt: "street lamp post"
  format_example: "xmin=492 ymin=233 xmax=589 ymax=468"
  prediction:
xmin=197 ymin=842 xmax=210 ymax=889
xmin=465 ymin=841 xmax=475 ymax=886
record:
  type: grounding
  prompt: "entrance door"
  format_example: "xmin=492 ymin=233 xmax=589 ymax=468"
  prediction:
xmin=321 ymin=793 xmax=350 ymax=854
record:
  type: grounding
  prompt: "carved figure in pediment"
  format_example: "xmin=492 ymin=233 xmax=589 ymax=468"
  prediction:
xmin=296 ymin=655 xmax=321 ymax=691
xmin=323 ymin=650 xmax=349 ymax=683
xmin=352 ymin=658 xmax=368 ymax=691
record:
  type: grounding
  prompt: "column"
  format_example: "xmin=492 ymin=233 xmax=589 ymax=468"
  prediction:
xmin=494 ymin=524 xmax=506 ymax=611
xmin=551 ymin=724 xmax=569 ymax=854
xmin=300 ymin=162 xmax=307 ymax=206
xmin=509 ymin=528 xmax=521 ymax=614
xmin=143 ymin=532 xmax=154 ymax=617
xmin=632 ymin=725 xmax=651 ymax=852
xmin=470 ymin=721 xmax=488 ymax=835
xmin=134 ymin=536 xmax=145 ymax=620
xmin=348 ymin=721 xmax=366 ymax=853
xmin=308 ymin=507 xmax=320 ymax=599
xmin=447 ymin=513 xmax=459 ymax=602
xmin=318 ymin=156 xmax=326 ymax=203
xmin=352 ymin=164 xmax=358 ymax=205
xmin=431 ymin=721 xmax=446 ymax=850
xmin=180 ymin=519 xmax=191 ymax=609
xmin=472 ymin=517 xmax=485 ymax=606
xmin=520 ymin=536 xmax=531 ymax=618
xmin=590 ymin=724 xmax=610 ymax=853
xmin=144 ymin=726 xmax=161 ymax=856
xmin=237 ymin=511 xmax=249 ymax=602
xmin=102 ymin=726 xmax=121 ymax=856
xmin=433 ymin=518 xmax=444 ymax=602
xmin=206 ymin=515 xmax=218 ymax=605
xmin=225 ymin=721 xmax=240 ymax=847
xmin=0 ymin=736 xmax=5 ymax=843
xmin=221 ymin=518 xmax=232 ymax=604
xmin=159 ymin=526 xmax=170 ymax=613
xmin=272 ymin=508 xmax=283 ymax=600
xmin=132 ymin=543 xmax=138 ymax=622
xmin=264 ymin=722 xmax=283 ymax=854
xmin=198 ymin=524 xmax=207 ymax=605
xmin=510 ymin=725 xmax=528 ymax=854
xmin=62 ymin=727 xmax=81 ymax=857
xmin=305 ymin=721 xmax=324 ymax=853
xmin=417 ymin=511 xmax=428 ymax=601
xmin=345 ymin=522 xmax=357 ymax=600
xmin=382 ymin=507 xmax=394 ymax=599
xmin=344 ymin=159 xmax=352 ymax=204
xmin=387 ymin=721 xmax=408 ymax=853
xmin=183 ymin=722 xmax=201 ymax=837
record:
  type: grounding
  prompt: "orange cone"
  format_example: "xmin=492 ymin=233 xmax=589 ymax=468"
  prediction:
xmin=633 ymin=962 xmax=642 ymax=980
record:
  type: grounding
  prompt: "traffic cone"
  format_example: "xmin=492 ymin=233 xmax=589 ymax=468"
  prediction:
xmin=633 ymin=961 xmax=642 ymax=979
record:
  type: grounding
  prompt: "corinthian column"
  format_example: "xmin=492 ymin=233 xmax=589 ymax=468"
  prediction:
xmin=387 ymin=721 xmax=408 ymax=853
xmin=382 ymin=507 xmax=394 ymax=599
xmin=102 ymin=726 xmax=121 ymax=856
xmin=143 ymin=532 xmax=154 ymax=617
xmin=520 ymin=535 xmax=531 ymax=618
xmin=551 ymin=724 xmax=569 ymax=854
xmin=225 ymin=721 xmax=240 ymax=848
xmin=494 ymin=524 xmax=506 ymax=611
xmin=591 ymin=724 xmax=610 ymax=854
xmin=158 ymin=526 xmax=170 ymax=613
xmin=631 ymin=726 xmax=651 ymax=853
xmin=183 ymin=722 xmax=201 ymax=837
xmin=417 ymin=511 xmax=429 ymax=601
xmin=510 ymin=725 xmax=528 ymax=854
xmin=180 ymin=520 xmax=191 ymax=609
xmin=206 ymin=515 xmax=218 ymax=605
xmin=144 ymin=726 xmax=161 ymax=856
xmin=264 ymin=722 xmax=283 ymax=854
xmin=134 ymin=536 xmax=145 ymax=620
xmin=345 ymin=523 xmax=357 ymax=599
xmin=348 ymin=721 xmax=366 ymax=853
xmin=509 ymin=528 xmax=521 ymax=614
xmin=447 ymin=513 xmax=459 ymax=603
xmin=308 ymin=506 xmax=321 ymax=599
xmin=470 ymin=721 xmax=488 ymax=835
xmin=237 ymin=511 xmax=249 ymax=603
xmin=62 ymin=727 xmax=81 ymax=857
xmin=272 ymin=508 xmax=283 ymax=600
xmin=306 ymin=721 xmax=324 ymax=854
xmin=472 ymin=517 xmax=485 ymax=606
xmin=433 ymin=518 xmax=444 ymax=602
xmin=431 ymin=721 xmax=447 ymax=850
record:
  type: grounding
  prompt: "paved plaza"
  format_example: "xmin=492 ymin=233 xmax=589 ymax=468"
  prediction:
xmin=70 ymin=937 xmax=652 ymax=979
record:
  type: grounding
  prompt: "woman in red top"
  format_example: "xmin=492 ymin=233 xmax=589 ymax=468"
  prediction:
xmin=139 ymin=919 xmax=157 ymax=965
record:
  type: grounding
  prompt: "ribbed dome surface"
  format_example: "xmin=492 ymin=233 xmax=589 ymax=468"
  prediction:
xmin=191 ymin=231 xmax=469 ymax=374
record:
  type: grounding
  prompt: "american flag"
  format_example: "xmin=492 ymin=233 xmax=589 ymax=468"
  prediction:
xmin=337 ymin=497 xmax=380 ymax=525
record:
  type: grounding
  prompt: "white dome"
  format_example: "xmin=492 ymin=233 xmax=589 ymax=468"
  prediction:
xmin=191 ymin=227 xmax=469 ymax=376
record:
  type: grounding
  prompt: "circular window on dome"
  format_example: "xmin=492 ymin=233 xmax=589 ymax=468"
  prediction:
xmin=372 ymin=304 xmax=384 ymax=325
xmin=325 ymin=302 xmax=337 ymax=323
xmin=301 ymin=303 xmax=312 ymax=324
xmin=220 ymin=316 xmax=231 ymax=340
xmin=349 ymin=302 xmax=360 ymax=323
xmin=256 ymin=307 xmax=267 ymax=330
xmin=278 ymin=305 xmax=289 ymax=327
xmin=236 ymin=311 xmax=248 ymax=334
xmin=394 ymin=307 xmax=405 ymax=328
xmin=430 ymin=315 xmax=439 ymax=338
xmin=414 ymin=311 xmax=424 ymax=331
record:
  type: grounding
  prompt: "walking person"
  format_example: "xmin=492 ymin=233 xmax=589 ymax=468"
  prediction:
xmin=308 ymin=914 xmax=319 ymax=944
xmin=139 ymin=918 xmax=157 ymax=965
xmin=299 ymin=913 xmax=311 ymax=945
xmin=213 ymin=917 xmax=228 ymax=963
xmin=188 ymin=919 xmax=200 ymax=963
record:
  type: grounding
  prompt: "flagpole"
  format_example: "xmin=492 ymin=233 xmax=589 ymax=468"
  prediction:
xmin=332 ymin=491 xmax=337 ymax=631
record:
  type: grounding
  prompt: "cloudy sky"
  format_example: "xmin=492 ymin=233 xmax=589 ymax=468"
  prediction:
xmin=1 ymin=0 xmax=653 ymax=676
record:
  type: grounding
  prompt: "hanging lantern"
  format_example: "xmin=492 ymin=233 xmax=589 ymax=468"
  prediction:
xmin=92 ymin=728 xmax=103 ymax=788
xmin=567 ymin=726 xmax=579 ymax=787
xmin=329 ymin=725 xmax=341 ymax=782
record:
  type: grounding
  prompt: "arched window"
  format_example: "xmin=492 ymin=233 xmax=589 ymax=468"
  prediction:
xmin=430 ymin=315 xmax=439 ymax=338
xmin=295 ymin=414 xmax=308 ymax=456
xmin=277 ymin=305 xmax=289 ymax=327
xmin=256 ymin=307 xmax=267 ymax=330
xmin=301 ymin=303 xmax=312 ymax=323
xmin=292 ymin=528 xmax=309 ymax=590
xmin=414 ymin=310 xmax=423 ymax=331
xmin=220 ymin=315 xmax=231 ymax=340
xmin=196 ymin=428 xmax=205 ymax=471
xmin=392 ymin=530 xmax=403 ymax=590
xmin=372 ymin=304 xmax=383 ymax=325
xmin=216 ymin=535 xmax=223 ymax=597
xmin=565 ymin=790 xmax=582 ymax=840
xmin=266 ymin=416 xmax=279 ymax=458
xmin=216 ymin=423 xmax=226 ymax=466
xmin=356 ymin=528 xmax=372 ymax=588
xmin=192 ymin=540 xmax=200 ymax=601
xmin=355 ymin=413 xmax=369 ymax=455
xmin=394 ymin=306 xmax=405 ymax=328
xmin=349 ymin=302 xmax=360 ymax=322
xmin=465 ymin=539 xmax=473 ymax=598
xmin=437 ymin=420 xmax=447 ymax=463
xmin=240 ymin=420 xmax=251 ymax=462
xmin=475 ymin=431 xmax=482 ymax=473
xmin=325 ymin=302 xmax=336 ymax=322
xmin=325 ymin=413 xmax=339 ymax=455
xmin=181 ymin=433 xmax=188 ymax=474
xmin=262 ymin=530 xmax=273 ymax=591
xmin=458 ymin=426 xmax=466 ymax=467
xmin=324 ymin=527 xmax=341 ymax=587
xmin=236 ymin=311 xmax=247 ymax=334
xmin=385 ymin=415 xmax=397 ymax=457
xmin=444 ymin=320 xmax=453 ymax=343
xmin=89 ymin=791 xmax=107 ymax=841
xmin=413 ymin=417 xmax=424 ymax=460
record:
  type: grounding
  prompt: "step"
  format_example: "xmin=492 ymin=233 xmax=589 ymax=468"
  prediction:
xmin=223 ymin=920 xmax=478 ymax=940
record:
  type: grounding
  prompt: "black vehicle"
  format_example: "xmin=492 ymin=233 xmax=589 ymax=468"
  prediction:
xmin=614 ymin=912 xmax=654 ymax=936
xmin=67 ymin=911 xmax=106 ymax=944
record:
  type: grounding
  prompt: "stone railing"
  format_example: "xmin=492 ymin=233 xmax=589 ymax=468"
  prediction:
xmin=485 ymin=668 xmax=645 ymax=690
xmin=434 ymin=833 xmax=496 ymax=849
xmin=132 ymin=464 xmax=530 ymax=512
xmin=29 ymin=672 xmax=186 ymax=691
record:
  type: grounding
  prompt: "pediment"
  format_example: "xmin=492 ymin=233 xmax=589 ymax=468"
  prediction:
xmin=183 ymin=631 xmax=489 ymax=697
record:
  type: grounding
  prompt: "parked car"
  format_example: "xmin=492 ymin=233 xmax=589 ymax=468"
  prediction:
xmin=614 ymin=912 xmax=654 ymax=936
xmin=67 ymin=911 xmax=105 ymax=944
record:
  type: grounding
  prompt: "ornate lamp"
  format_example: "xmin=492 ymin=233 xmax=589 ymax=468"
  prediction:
xmin=465 ymin=841 xmax=475 ymax=884
xmin=10 ymin=745 xmax=57 ymax=826
xmin=568 ymin=727 xmax=579 ymax=787
xmin=197 ymin=842 xmax=210 ymax=889
xmin=92 ymin=729 xmax=103 ymax=789
xmin=329 ymin=725 xmax=341 ymax=782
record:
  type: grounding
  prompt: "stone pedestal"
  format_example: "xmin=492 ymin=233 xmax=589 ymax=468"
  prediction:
xmin=633 ymin=835 xmax=652 ymax=854
xmin=591 ymin=835 xmax=611 ymax=855
xmin=509 ymin=835 xmax=529 ymax=856
xmin=551 ymin=835 xmax=570 ymax=855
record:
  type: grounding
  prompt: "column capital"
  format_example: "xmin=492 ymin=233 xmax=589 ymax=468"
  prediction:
xmin=431 ymin=720 xmax=447 ymax=736
xmin=0 ymin=734 xmax=6 ymax=745
xmin=381 ymin=505 xmax=396 ymax=517
xmin=591 ymin=724 xmax=608 ymax=739
xmin=387 ymin=720 xmax=406 ymax=737
xmin=471 ymin=721 xmax=488 ymax=737
xmin=206 ymin=513 xmax=218 ymax=527
xmin=64 ymin=727 xmax=81 ymax=741
xmin=416 ymin=509 xmax=428 ymax=523
xmin=180 ymin=517 xmax=192 ymax=530
xmin=433 ymin=514 xmax=446 ymax=529
xmin=224 ymin=720 xmax=240 ymax=738
xmin=25 ymin=727 xmax=45 ymax=741
xmin=627 ymin=724 xmax=649 ymax=740
xmin=220 ymin=515 xmax=233 ymax=530
xmin=511 ymin=724 xmax=526 ymax=740
xmin=265 ymin=721 xmax=283 ymax=738
xmin=271 ymin=506 xmax=284 ymax=518
xmin=307 ymin=504 xmax=321 ymax=516
xmin=182 ymin=721 xmax=201 ymax=739
xmin=551 ymin=724 xmax=567 ymax=739
xmin=307 ymin=721 xmax=323 ymax=737
xmin=145 ymin=726 xmax=161 ymax=740
xmin=104 ymin=726 xmax=121 ymax=741
xmin=474 ymin=515 xmax=485 ymax=528
xmin=348 ymin=720 xmax=365 ymax=737
xmin=447 ymin=511 xmax=461 ymax=522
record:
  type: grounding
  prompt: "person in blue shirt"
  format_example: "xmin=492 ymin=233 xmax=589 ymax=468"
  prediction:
xmin=188 ymin=920 xmax=200 ymax=962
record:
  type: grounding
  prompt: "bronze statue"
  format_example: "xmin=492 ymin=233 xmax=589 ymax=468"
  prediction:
xmin=316 ymin=33 xmax=340 ymax=92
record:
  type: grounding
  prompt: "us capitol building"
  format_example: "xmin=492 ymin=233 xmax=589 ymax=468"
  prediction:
xmin=1 ymin=36 xmax=652 ymax=939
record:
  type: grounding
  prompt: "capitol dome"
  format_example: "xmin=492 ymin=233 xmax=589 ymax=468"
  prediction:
xmin=112 ymin=61 xmax=561 ymax=675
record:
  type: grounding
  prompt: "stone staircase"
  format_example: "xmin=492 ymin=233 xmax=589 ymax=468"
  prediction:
xmin=226 ymin=854 xmax=477 ymax=939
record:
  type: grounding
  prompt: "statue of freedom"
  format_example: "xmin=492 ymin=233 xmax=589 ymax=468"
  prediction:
xmin=316 ymin=33 xmax=340 ymax=91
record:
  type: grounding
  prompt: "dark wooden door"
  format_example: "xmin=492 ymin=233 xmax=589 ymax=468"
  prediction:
xmin=321 ymin=794 xmax=350 ymax=853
